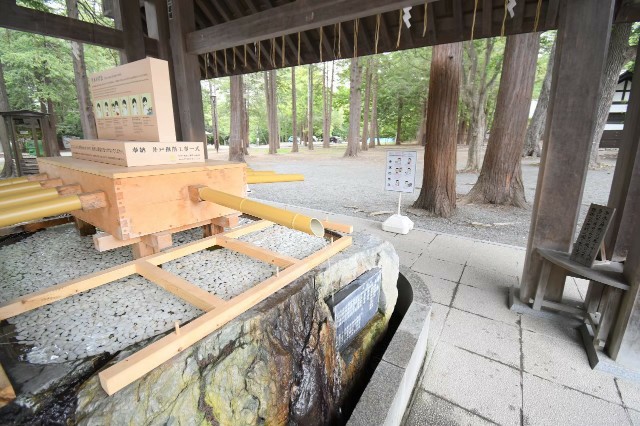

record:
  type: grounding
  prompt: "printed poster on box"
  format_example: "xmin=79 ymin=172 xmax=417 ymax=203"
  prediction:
xmin=385 ymin=151 xmax=417 ymax=193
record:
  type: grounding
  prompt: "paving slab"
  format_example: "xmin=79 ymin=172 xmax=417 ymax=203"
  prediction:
xmin=411 ymin=256 xmax=465 ymax=282
xmin=520 ymin=314 xmax=581 ymax=343
xmin=415 ymin=273 xmax=457 ymax=306
xmin=522 ymin=330 xmax=621 ymax=403
xmin=630 ymin=409 xmax=640 ymax=426
xmin=562 ymin=277 xmax=584 ymax=303
xmin=405 ymin=390 xmax=494 ymax=426
xmin=396 ymin=249 xmax=420 ymax=268
xmin=459 ymin=265 xmax=519 ymax=291
xmin=390 ymin=232 xmax=435 ymax=255
xmin=467 ymin=242 xmax=524 ymax=277
xmin=421 ymin=342 xmax=522 ymax=425
xmin=452 ymin=284 xmax=519 ymax=326
xmin=441 ymin=308 xmax=521 ymax=368
xmin=394 ymin=229 xmax=438 ymax=244
xmin=422 ymin=237 xmax=473 ymax=265
xmin=573 ymin=277 xmax=590 ymax=300
xmin=522 ymin=373 xmax=630 ymax=426
xmin=424 ymin=303 xmax=450 ymax=369
xmin=617 ymin=379 xmax=640 ymax=412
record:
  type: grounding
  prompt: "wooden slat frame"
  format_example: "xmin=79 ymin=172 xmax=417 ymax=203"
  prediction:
xmin=0 ymin=219 xmax=352 ymax=396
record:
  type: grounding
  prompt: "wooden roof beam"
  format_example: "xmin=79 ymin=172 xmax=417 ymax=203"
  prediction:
xmin=186 ymin=0 xmax=439 ymax=54
xmin=0 ymin=0 xmax=157 ymax=55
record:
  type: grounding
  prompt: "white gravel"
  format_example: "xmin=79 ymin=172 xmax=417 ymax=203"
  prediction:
xmin=1 ymin=222 xmax=326 ymax=364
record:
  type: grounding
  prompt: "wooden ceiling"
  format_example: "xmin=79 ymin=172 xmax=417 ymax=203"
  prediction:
xmin=187 ymin=0 xmax=579 ymax=79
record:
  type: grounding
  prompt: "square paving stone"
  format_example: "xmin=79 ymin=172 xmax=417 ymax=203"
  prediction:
xmin=459 ymin=265 xmax=519 ymax=291
xmin=440 ymin=308 xmax=521 ymax=368
xmin=467 ymin=243 xmax=524 ymax=277
xmin=452 ymin=284 xmax=519 ymax=325
xmin=421 ymin=342 xmax=522 ymax=425
xmin=405 ymin=390 xmax=493 ymax=426
xmin=422 ymin=235 xmax=473 ymax=265
xmin=411 ymin=256 xmax=465 ymax=282
xmin=396 ymin=249 xmax=419 ymax=268
xmin=522 ymin=330 xmax=621 ymax=403
xmin=395 ymin=228 xmax=438 ymax=244
xmin=390 ymin=234 xmax=432 ymax=255
xmin=415 ymin=273 xmax=457 ymax=305
xmin=562 ymin=277 xmax=584 ymax=303
xmin=519 ymin=314 xmax=581 ymax=343
xmin=522 ymin=373 xmax=629 ymax=426
xmin=617 ymin=379 xmax=640 ymax=412
xmin=630 ymin=409 xmax=640 ymax=426
xmin=424 ymin=303 xmax=450 ymax=368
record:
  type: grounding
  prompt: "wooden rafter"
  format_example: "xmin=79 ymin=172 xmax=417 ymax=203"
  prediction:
xmin=186 ymin=0 xmax=439 ymax=54
xmin=0 ymin=0 xmax=158 ymax=56
xmin=0 ymin=219 xmax=352 ymax=396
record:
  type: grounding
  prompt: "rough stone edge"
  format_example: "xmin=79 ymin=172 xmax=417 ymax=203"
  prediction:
xmin=347 ymin=266 xmax=432 ymax=426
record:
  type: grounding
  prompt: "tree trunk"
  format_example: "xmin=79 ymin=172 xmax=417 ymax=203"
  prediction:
xmin=395 ymin=97 xmax=403 ymax=145
xmin=307 ymin=65 xmax=314 ymax=150
xmin=243 ymin=99 xmax=250 ymax=155
xmin=208 ymin=81 xmax=220 ymax=152
xmin=322 ymin=63 xmax=331 ymax=148
xmin=413 ymin=43 xmax=462 ymax=217
xmin=44 ymin=99 xmax=60 ymax=155
xmin=229 ymin=75 xmax=245 ymax=162
xmin=361 ymin=59 xmax=372 ymax=151
xmin=66 ymin=0 xmax=97 ymax=140
xmin=465 ymin=33 xmax=540 ymax=207
xmin=370 ymin=62 xmax=379 ymax=148
xmin=416 ymin=96 xmax=428 ymax=145
xmin=329 ymin=61 xmax=335 ymax=145
xmin=291 ymin=67 xmax=299 ymax=152
xmin=456 ymin=117 xmax=468 ymax=146
xmin=465 ymin=99 xmax=487 ymax=172
xmin=523 ymin=38 xmax=556 ymax=157
xmin=589 ymin=23 xmax=633 ymax=168
xmin=0 ymin=59 xmax=14 ymax=177
xmin=344 ymin=57 xmax=363 ymax=157
xmin=265 ymin=70 xmax=279 ymax=154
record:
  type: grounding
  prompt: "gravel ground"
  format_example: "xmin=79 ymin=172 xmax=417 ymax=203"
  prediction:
xmin=0 ymin=223 xmax=325 ymax=364
xmin=207 ymin=144 xmax=618 ymax=248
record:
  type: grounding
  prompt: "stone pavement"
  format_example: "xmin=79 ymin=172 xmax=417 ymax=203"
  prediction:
xmin=262 ymin=201 xmax=640 ymax=426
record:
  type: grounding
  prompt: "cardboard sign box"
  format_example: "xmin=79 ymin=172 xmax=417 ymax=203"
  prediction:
xmin=89 ymin=58 xmax=177 ymax=142
xmin=71 ymin=140 xmax=204 ymax=167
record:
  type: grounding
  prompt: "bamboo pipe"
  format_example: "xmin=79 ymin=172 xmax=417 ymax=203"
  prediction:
xmin=0 ymin=196 xmax=82 ymax=228
xmin=246 ymin=170 xmax=277 ymax=175
xmin=0 ymin=173 xmax=48 ymax=187
xmin=0 ymin=179 xmax=63 ymax=197
xmin=0 ymin=188 xmax=60 ymax=210
xmin=246 ymin=174 xmax=304 ymax=184
xmin=190 ymin=186 xmax=324 ymax=237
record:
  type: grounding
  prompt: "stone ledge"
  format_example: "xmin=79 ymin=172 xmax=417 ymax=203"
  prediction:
xmin=348 ymin=266 xmax=432 ymax=426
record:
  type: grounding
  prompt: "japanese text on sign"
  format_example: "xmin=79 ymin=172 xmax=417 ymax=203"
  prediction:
xmin=385 ymin=151 xmax=417 ymax=193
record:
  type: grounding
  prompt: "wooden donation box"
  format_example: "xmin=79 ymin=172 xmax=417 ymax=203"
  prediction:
xmin=36 ymin=58 xmax=244 ymax=244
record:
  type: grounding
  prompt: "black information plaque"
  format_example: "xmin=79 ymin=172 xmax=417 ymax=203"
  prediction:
xmin=326 ymin=268 xmax=381 ymax=351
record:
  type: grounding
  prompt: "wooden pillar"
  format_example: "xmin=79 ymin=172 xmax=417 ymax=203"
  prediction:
xmin=604 ymin=42 xmax=640 ymax=262
xmin=144 ymin=0 xmax=182 ymax=135
xmin=114 ymin=0 xmax=146 ymax=63
xmin=167 ymin=0 xmax=206 ymax=155
xmin=520 ymin=0 xmax=615 ymax=303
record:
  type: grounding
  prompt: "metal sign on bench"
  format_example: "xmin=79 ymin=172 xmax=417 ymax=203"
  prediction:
xmin=570 ymin=204 xmax=616 ymax=267
xmin=326 ymin=268 xmax=381 ymax=351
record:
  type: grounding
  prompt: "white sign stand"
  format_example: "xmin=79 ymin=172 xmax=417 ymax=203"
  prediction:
xmin=382 ymin=151 xmax=416 ymax=235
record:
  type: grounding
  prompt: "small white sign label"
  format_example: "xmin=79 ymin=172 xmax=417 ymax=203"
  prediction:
xmin=385 ymin=151 xmax=417 ymax=193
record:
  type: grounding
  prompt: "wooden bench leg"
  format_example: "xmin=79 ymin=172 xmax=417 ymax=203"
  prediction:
xmin=132 ymin=241 xmax=158 ymax=259
xmin=532 ymin=261 xmax=552 ymax=311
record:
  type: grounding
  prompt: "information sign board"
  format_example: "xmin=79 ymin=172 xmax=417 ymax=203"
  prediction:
xmin=385 ymin=151 xmax=417 ymax=193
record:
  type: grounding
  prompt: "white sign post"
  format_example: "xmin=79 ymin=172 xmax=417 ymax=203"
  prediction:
xmin=382 ymin=150 xmax=417 ymax=234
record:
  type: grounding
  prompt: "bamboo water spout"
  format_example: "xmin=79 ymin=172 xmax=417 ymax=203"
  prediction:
xmin=0 ymin=179 xmax=63 ymax=197
xmin=0 ymin=173 xmax=48 ymax=187
xmin=189 ymin=186 xmax=324 ymax=237
xmin=246 ymin=174 xmax=304 ymax=184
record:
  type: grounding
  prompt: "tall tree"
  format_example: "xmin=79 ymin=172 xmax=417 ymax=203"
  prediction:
xmin=322 ymin=63 xmax=331 ymax=148
xmin=413 ymin=42 xmax=462 ymax=217
xmin=589 ymin=23 xmax=634 ymax=168
xmin=416 ymin=96 xmax=427 ymax=145
xmin=394 ymin=96 xmax=403 ymax=145
xmin=307 ymin=64 xmax=314 ymax=150
xmin=369 ymin=59 xmax=378 ymax=148
xmin=0 ymin=60 xmax=13 ymax=177
xmin=465 ymin=33 xmax=540 ymax=207
xmin=361 ymin=58 xmax=372 ymax=151
xmin=264 ymin=70 xmax=279 ymax=154
xmin=523 ymin=37 xmax=556 ymax=157
xmin=229 ymin=75 xmax=245 ymax=162
xmin=344 ymin=57 xmax=363 ymax=157
xmin=291 ymin=67 xmax=299 ymax=153
xmin=461 ymin=39 xmax=501 ymax=172
xmin=242 ymin=99 xmax=250 ymax=155
xmin=208 ymin=81 xmax=220 ymax=152
xmin=66 ymin=0 xmax=97 ymax=139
